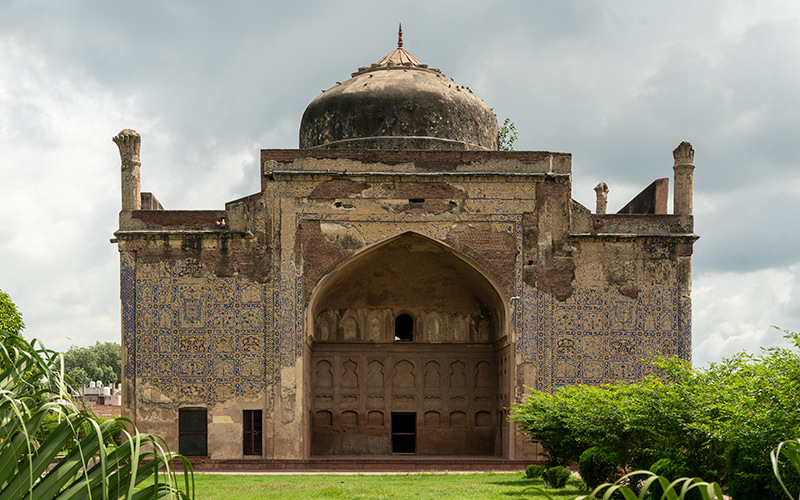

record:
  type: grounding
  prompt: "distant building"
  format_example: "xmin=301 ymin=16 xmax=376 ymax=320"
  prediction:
xmin=80 ymin=382 xmax=122 ymax=418
xmin=113 ymin=30 xmax=696 ymax=463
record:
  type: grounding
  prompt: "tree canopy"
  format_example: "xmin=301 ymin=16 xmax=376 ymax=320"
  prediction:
xmin=63 ymin=341 xmax=122 ymax=386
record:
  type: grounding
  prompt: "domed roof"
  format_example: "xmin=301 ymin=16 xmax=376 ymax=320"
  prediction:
xmin=299 ymin=27 xmax=498 ymax=151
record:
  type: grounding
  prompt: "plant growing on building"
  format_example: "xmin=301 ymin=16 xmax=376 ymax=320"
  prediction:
xmin=498 ymin=118 xmax=518 ymax=151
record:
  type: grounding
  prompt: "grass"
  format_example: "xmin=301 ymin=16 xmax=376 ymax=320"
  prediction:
xmin=181 ymin=471 xmax=587 ymax=499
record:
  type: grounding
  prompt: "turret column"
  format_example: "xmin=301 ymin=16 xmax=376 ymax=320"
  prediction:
xmin=113 ymin=129 xmax=142 ymax=212
xmin=673 ymin=141 xmax=695 ymax=215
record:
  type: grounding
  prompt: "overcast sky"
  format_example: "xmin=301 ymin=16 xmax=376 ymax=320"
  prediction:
xmin=1 ymin=1 xmax=798 ymax=367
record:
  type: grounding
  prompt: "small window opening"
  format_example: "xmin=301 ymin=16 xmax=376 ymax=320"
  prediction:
xmin=394 ymin=313 xmax=414 ymax=341
xmin=243 ymin=409 xmax=263 ymax=456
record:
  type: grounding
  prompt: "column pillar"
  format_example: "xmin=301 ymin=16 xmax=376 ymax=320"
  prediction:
xmin=673 ymin=141 xmax=695 ymax=215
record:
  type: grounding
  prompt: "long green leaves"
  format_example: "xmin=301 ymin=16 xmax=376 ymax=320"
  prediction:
xmin=524 ymin=471 xmax=725 ymax=500
xmin=772 ymin=439 xmax=800 ymax=499
xmin=0 ymin=339 xmax=194 ymax=500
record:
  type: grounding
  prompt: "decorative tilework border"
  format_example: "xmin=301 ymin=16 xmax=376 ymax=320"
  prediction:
xmin=121 ymin=253 xmax=136 ymax=383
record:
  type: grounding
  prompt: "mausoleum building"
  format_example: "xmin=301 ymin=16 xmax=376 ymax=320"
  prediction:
xmin=113 ymin=32 xmax=697 ymax=464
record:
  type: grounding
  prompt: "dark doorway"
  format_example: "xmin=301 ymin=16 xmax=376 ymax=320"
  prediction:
xmin=394 ymin=314 xmax=414 ymax=341
xmin=391 ymin=412 xmax=416 ymax=454
xmin=179 ymin=408 xmax=207 ymax=456
xmin=243 ymin=409 xmax=263 ymax=455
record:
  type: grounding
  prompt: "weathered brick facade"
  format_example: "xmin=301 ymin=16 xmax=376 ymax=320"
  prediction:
xmin=112 ymin=40 xmax=696 ymax=464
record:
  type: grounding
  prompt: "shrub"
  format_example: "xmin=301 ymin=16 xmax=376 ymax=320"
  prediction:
xmin=511 ymin=329 xmax=800 ymax=494
xmin=725 ymin=442 xmax=780 ymax=500
xmin=525 ymin=464 xmax=544 ymax=478
xmin=542 ymin=465 xmax=572 ymax=488
xmin=579 ymin=446 xmax=620 ymax=490
xmin=649 ymin=457 xmax=705 ymax=500
xmin=651 ymin=455 xmax=696 ymax=477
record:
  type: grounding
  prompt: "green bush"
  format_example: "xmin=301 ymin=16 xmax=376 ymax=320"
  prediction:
xmin=542 ymin=465 xmax=572 ymax=488
xmin=510 ymin=328 xmax=800 ymax=494
xmin=649 ymin=457 xmax=705 ymax=500
xmin=579 ymin=446 xmax=620 ymax=490
xmin=650 ymin=456 xmax=689 ymax=479
xmin=524 ymin=464 xmax=544 ymax=478
xmin=725 ymin=442 xmax=781 ymax=500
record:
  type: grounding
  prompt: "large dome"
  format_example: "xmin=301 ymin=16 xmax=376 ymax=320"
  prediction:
xmin=299 ymin=28 xmax=498 ymax=151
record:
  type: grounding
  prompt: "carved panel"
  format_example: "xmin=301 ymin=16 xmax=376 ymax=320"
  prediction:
xmin=315 ymin=360 xmax=333 ymax=387
xmin=450 ymin=411 xmax=466 ymax=426
xmin=425 ymin=312 xmax=442 ymax=342
xmin=424 ymin=361 xmax=441 ymax=388
xmin=368 ymin=410 xmax=384 ymax=427
xmin=475 ymin=360 xmax=492 ymax=388
xmin=367 ymin=395 xmax=384 ymax=407
xmin=341 ymin=359 xmax=359 ymax=388
xmin=367 ymin=360 xmax=384 ymax=389
xmin=424 ymin=411 xmax=441 ymax=427
xmin=367 ymin=311 xmax=383 ymax=341
xmin=314 ymin=410 xmax=332 ymax=426
xmin=393 ymin=360 xmax=415 ymax=389
xmin=423 ymin=395 xmax=441 ymax=407
xmin=449 ymin=360 xmax=466 ymax=389
xmin=341 ymin=410 xmax=358 ymax=427
xmin=453 ymin=316 xmax=468 ymax=342
xmin=475 ymin=411 xmax=493 ymax=427
xmin=342 ymin=315 xmax=358 ymax=341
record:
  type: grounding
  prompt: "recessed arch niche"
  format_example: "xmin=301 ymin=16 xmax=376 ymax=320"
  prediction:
xmin=308 ymin=231 xmax=508 ymax=456
xmin=310 ymin=231 xmax=506 ymax=343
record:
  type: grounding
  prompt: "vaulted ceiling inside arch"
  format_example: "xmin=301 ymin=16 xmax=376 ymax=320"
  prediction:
xmin=312 ymin=233 xmax=505 ymax=319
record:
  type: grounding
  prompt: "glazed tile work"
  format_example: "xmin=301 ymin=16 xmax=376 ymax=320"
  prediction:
xmin=516 ymin=286 xmax=691 ymax=391
xmin=122 ymin=257 xmax=272 ymax=404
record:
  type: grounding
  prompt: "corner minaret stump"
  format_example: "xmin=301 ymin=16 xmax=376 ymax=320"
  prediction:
xmin=673 ymin=141 xmax=695 ymax=216
xmin=113 ymin=129 xmax=142 ymax=213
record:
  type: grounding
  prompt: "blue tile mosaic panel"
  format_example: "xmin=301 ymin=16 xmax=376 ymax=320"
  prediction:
xmin=519 ymin=286 xmax=690 ymax=391
xmin=124 ymin=258 xmax=273 ymax=404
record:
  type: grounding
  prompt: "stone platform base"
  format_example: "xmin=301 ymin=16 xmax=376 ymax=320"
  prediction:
xmin=179 ymin=456 xmax=536 ymax=473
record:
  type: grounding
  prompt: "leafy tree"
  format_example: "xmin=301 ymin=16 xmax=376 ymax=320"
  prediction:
xmin=0 ymin=289 xmax=28 ymax=369
xmin=498 ymin=118 xmax=518 ymax=151
xmin=0 ymin=289 xmax=194 ymax=499
xmin=63 ymin=341 xmax=122 ymax=386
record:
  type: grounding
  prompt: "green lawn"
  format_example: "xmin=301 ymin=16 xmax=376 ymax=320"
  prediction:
xmin=181 ymin=471 xmax=587 ymax=499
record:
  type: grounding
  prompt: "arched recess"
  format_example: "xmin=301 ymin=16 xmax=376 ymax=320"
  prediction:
xmin=307 ymin=231 xmax=509 ymax=457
